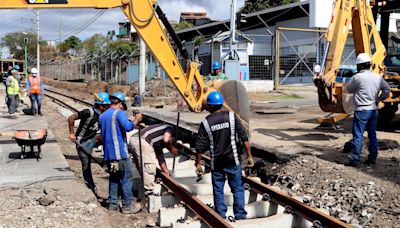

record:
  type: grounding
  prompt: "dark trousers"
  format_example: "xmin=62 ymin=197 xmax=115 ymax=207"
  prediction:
xmin=352 ymin=110 xmax=378 ymax=162
xmin=76 ymin=139 xmax=96 ymax=190
xmin=6 ymin=94 xmax=18 ymax=114
xmin=29 ymin=93 xmax=42 ymax=115
xmin=212 ymin=165 xmax=247 ymax=220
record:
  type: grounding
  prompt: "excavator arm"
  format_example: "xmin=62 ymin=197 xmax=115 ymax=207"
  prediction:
xmin=0 ymin=0 xmax=249 ymax=125
xmin=314 ymin=0 xmax=387 ymax=114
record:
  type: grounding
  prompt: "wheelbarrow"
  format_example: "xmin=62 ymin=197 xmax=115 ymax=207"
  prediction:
xmin=14 ymin=129 xmax=47 ymax=159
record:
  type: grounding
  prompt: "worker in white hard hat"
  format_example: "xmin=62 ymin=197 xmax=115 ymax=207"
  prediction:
xmin=344 ymin=53 xmax=391 ymax=167
xmin=26 ymin=68 xmax=44 ymax=116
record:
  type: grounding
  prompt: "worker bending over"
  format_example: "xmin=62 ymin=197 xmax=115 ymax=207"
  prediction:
xmin=129 ymin=124 xmax=179 ymax=195
xmin=100 ymin=92 xmax=142 ymax=214
xmin=195 ymin=91 xmax=254 ymax=220
xmin=345 ymin=53 xmax=391 ymax=167
xmin=26 ymin=68 xmax=44 ymax=116
xmin=68 ymin=92 xmax=111 ymax=196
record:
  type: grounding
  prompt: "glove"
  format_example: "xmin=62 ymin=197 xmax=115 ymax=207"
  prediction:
xmin=195 ymin=164 xmax=204 ymax=176
xmin=245 ymin=157 xmax=254 ymax=168
xmin=109 ymin=161 xmax=119 ymax=173
xmin=377 ymin=101 xmax=385 ymax=110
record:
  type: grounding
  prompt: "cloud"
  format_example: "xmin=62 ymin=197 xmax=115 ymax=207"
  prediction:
xmin=0 ymin=0 xmax=245 ymax=57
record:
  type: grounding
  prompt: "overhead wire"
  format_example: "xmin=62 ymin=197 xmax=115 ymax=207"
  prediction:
xmin=61 ymin=9 xmax=107 ymax=39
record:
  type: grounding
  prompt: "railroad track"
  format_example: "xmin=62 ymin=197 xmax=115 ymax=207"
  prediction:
xmin=43 ymin=90 xmax=350 ymax=228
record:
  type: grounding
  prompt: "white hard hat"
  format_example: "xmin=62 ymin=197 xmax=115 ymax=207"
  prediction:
xmin=31 ymin=68 xmax=38 ymax=74
xmin=356 ymin=53 xmax=372 ymax=65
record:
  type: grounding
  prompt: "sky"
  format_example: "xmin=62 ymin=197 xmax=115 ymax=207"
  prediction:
xmin=0 ymin=0 xmax=245 ymax=57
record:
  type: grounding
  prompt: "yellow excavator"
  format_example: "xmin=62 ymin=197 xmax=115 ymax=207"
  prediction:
xmin=313 ymin=0 xmax=400 ymax=122
xmin=0 ymin=0 xmax=249 ymax=126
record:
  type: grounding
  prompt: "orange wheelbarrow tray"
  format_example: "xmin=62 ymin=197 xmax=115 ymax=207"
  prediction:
xmin=14 ymin=129 xmax=48 ymax=159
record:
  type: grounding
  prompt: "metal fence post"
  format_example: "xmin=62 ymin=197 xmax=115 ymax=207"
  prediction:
xmin=274 ymin=28 xmax=280 ymax=90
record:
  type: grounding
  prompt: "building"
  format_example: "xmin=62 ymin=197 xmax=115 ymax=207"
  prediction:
xmin=179 ymin=12 xmax=212 ymax=26
xmin=175 ymin=0 xmax=400 ymax=88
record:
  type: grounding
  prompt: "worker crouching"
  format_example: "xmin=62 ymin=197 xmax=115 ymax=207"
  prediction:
xmin=195 ymin=91 xmax=254 ymax=220
xmin=99 ymin=92 xmax=143 ymax=214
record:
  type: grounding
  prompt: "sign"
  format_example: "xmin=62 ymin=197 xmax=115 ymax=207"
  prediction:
xmin=26 ymin=0 xmax=68 ymax=4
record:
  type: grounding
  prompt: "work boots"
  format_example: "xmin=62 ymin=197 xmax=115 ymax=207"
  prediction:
xmin=121 ymin=203 xmax=141 ymax=214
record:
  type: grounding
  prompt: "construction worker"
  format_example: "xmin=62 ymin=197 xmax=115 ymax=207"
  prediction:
xmin=2 ymin=66 xmax=13 ymax=89
xmin=68 ymin=92 xmax=111 ymax=196
xmin=195 ymin=91 xmax=254 ymax=220
xmin=128 ymin=124 xmax=179 ymax=195
xmin=5 ymin=69 xmax=20 ymax=118
xmin=345 ymin=53 xmax=391 ymax=167
xmin=26 ymin=68 xmax=44 ymax=116
xmin=206 ymin=61 xmax=228 ymax=89
xmin=99 ymin=92 xmax=143 ymax=213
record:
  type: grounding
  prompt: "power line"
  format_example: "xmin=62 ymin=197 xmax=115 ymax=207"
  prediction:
xmin=61 ymin=9 xmax=107 ymax=39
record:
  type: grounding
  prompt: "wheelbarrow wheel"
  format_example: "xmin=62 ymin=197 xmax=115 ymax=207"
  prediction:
xmin=20 ymin=146 xmax=25 ymax=159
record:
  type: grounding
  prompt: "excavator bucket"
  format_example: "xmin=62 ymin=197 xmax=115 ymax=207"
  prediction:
xmin=218 ymin=80 xmax=250 ymax=131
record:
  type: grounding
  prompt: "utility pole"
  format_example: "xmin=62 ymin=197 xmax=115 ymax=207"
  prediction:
xmin=35 ymin=9 xmax=40 ymax=75
xmin=229 ymin=0 xmax=237 ymax=59
xmin=59 ymin=17 xmax=63 ymax=43
xmin=139 ymin=38 xmax=146 ymax=96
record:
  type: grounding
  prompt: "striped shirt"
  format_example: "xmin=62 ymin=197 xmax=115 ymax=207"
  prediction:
xmin=196 ymin=111 xmax=248 ymax=170
xmin=140 ymin=124 xmax=174 ymax=151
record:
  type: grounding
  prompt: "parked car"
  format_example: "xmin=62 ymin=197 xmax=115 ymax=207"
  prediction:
xmin=384 ymin=54 xmax=400 ymax=75
xmin=336 ymin=65 xmax=357 ymax=83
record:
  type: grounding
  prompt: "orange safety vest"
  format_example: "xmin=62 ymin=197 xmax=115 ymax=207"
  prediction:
xmin=29 ymin=76 xmax=41 ymax=94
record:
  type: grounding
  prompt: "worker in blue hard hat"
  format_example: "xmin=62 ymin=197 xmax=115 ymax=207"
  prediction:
xmin=67 ymin=92 xmax=111 ymax=197
xmin=195 ymin=91 xmax=253 ymax=220
xmin=99 ymin=91 xmax=143 ymax=214
xmin=206 ymin=61 xmax=228 ymax=81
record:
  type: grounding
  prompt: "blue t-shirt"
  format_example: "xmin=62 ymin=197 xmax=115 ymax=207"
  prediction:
xmin=100 ymin=108 xmax=135 ymax=161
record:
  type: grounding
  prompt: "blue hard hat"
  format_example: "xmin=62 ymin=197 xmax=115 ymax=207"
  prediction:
xmin=95 ymin=92 xmax=111 ymax=105
xmin=207 ymin=91 xmax=224 ymax=106
xmin=212 ymin=61 xmax=221 ymax=70
xmin=13 ymin=65 xmax=20 ymax=70
xmin=110 ymin=92 xmax=127 ymax=110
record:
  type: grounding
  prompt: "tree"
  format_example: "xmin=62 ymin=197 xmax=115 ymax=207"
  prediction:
xmin=58 ymin=36 xmax=82 ymax=54
xmin=241 ymin=0 xmax=299 ymax=14
xmin=173 ymin=21 xmax=194 ymax=31
xmin=1 ymin=32 xmax=43 ymax=60
xmin=107 ymin=40 xmax=138 ymax=55
xmin=82 ymin=34 xmax=110 ymax=55
xmin=192 ymin=36 xmax=204 ymax=63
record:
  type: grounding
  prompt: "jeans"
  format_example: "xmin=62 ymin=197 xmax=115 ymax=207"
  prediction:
xmin=29 ymin=93 xmax=42 ymax=115
xmin=108 ymin=159 xmax=134 ymax=209
xmin=352 ymin=110 xmax=378 ymax=162
xmin=212 ymin=165 xmax=247 ymax=220
xmin=76 ymin=138 xmax=96 ymax=190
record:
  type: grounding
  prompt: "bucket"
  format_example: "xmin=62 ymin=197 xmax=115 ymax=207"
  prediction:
xmin=134 ymin=95 xmax=142 ymax=107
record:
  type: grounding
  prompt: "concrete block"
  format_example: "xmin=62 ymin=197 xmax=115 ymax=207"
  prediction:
xmin=225 ymin=201 xmax=280 ymax=219
xmin=174 ymin=173 xmax=212 ymax=185
xmin=171 ymin=220 xmax=207 ymax=228
xmin=148 ymin=194 xmax=181 ymax=213
xmin=232 ymin=213 xmax=312 ymax=228
xmin=196 ymin=191 xmax=260 ymax=206
xmin=158 ymin=206 xmax=195 ymax=227
xmin=240 ymin=80 xmax=274 ymax=92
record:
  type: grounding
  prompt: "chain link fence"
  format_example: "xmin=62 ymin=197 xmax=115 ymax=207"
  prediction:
xmin=275 ymin=27 xmax=356 ymax=86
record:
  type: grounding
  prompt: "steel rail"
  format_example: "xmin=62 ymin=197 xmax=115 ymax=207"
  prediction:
xmin=44 ymin=93 xmax=79 ymax=113
xmin=45 ymin=88 xmax=92 ymax=107
xmin=156 ymin=169 xmax=232 ymax=228
xmin=178 ymin=144 xmax=350 ymax=228
xmin=43 ymin=90 xmax=350 ymax=227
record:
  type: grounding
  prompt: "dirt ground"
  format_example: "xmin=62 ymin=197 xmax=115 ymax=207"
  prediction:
xmin=21 ymin=79 xmax=400 ymax=227
xmin=39 ymin=100 xmax=157 ymax=228
xmin=249 ymin=105 xmax=400 ymax=227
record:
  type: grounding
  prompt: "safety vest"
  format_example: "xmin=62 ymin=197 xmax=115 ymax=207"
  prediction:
xmin=7 ymin=77 xmax=19 ymax=95
xmin=29 ymin=76 xmax=41 ymax=94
